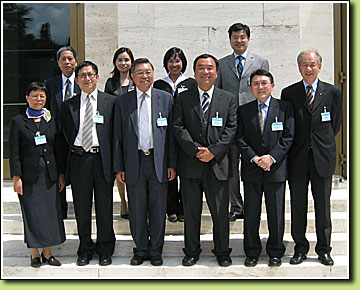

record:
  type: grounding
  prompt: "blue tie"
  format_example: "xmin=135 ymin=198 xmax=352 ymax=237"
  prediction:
xmin=139 ymin=93 xmax=150 ymax=152
xmin=237 ymin=56 xmax=244 ymax=79
xmin=202 ymin=92 xmax=210 ymax=119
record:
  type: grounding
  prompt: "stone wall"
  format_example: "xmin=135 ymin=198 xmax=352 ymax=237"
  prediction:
xmin=85 ymin=2 xmax=334 ymax=98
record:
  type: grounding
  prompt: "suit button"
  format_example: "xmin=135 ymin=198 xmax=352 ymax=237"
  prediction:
xmin=46 ymin=161 xmax=50 ymax=164
xmin=199 ymin=134 xmax=202 ymax=137
xmin=43 ymin=149 xmax=47 ymax=152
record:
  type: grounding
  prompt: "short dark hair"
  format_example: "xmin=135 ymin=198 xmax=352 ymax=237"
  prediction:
xmin=75 ymin=61 xmax=99 ymax=77
xmin=131 ymin=58 xmax=154 ymax=73
xmin=25 ymin=82 xmax=48 ymax=97
xmin=250 ymin=69 xmax=274 ymax=85
xmin=163 ymin=47 xmax=187 ymax=74
xmin=193 ymin=54 xmax=219 ymax=72
xmin=56 ymin=46 xmax=78 ymax=61
xmin=228 ymin=23 xmax=250 ymax=39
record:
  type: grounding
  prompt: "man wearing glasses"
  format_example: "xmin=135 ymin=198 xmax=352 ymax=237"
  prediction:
xmin=59 ymin=61 xmax=116 ymax=267
xmin=113 ymin=58 xmax=176 ymax=266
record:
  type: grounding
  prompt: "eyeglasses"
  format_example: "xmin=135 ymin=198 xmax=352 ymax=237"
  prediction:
xmin=29 ymin=95 xmax=46 ymax=100
xmin=134 ymin=70 xmax=153 ymax=77
xmin=78 ymin=72 xmax=97 ymax=79
xmin=251 ymin=81 xmax=271 ymax=88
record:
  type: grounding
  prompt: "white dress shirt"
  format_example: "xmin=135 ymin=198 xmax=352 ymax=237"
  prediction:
xmin=136 ymin=87 xmax=154 ymax=149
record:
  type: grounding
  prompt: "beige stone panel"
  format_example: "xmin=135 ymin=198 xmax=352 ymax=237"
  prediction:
xmin=264 ymin=3 xmax=299 ymax=26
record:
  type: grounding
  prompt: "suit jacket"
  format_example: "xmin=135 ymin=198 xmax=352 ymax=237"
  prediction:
xmin=59 ymin=90 xmax=116 ymax=184
xmin=9 ymin=113 xmax=60 ymax=184
xmin=104 ymin=77 xmax=135 ymax=97
xmin=235 ymin=97 xmax=295 ymax=182
xmin=44 ymin=74 xmax=81 ymax=125
xmin=216 ymin=52 xmax=269 ymax=106
xmin=173 ymin=86 xmax=237 ymax=181
xmin=113 ymin=88 xmax=176 ymax=185
xmin=280 ymin=80 xmax=343 ymax=177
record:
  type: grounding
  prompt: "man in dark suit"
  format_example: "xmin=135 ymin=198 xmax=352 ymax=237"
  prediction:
xmin=59 ymin=61 xmax=116 ymax=267
xmin=173 ymin=54 xmax=237 ymax=267
xmin=216 ymin=23 xmax=269 ymax=222
xmin=281 ymin=50 xmax=343 ymax=266
xmin=236 ymin=69 xmax=294 ymax=267
xmin=113 ymin=58 xmax=176 ymax=266
xmin=44 ymin=46 xmax=80 ymax=219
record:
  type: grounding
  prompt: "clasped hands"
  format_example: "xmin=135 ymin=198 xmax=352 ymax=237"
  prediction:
xmin=196 ymin=147 xmax=214 ymax=163
xmin=253 ymin=155 xmax=274 ymax=171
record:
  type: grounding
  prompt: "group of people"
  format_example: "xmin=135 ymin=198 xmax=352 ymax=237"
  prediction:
xmin=9 ymin=22 xmax=342 ymax=270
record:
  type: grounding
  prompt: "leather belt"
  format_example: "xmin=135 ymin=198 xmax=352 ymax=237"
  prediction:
xmin=71 ymin=145 xmax=100 ymax=155
xmin=138 ymin=149 xmax=154 ymax=156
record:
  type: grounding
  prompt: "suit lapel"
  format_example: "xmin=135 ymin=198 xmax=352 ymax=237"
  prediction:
xmin=294 ymin=81 xmax=310 ymax=112
xmin=151 ymin=88 xmax=161 ymax=138
xmin=188 ymin=87 xmax=202 ymax=121
xmin=23 ymin=115 xmax=40 ymax=134
xmin=55 ymin=76 xmax=63 ymax=111
xmin=249 ymin=101 xmax=262 ymax=135
xmin=262 ymin=97 xmax=278 ymax=140
xmin=69 ymin=95 xmax=80 ymax=133
xmin=225 ymin=54 xmax=238 ymax=79
xmin=128 ymin=91 xmax=138 ymax=137
xmin=242 ymin=53 xmax=255 ymax=77
xmin=312 ymin=80 xmax=326 ymax=112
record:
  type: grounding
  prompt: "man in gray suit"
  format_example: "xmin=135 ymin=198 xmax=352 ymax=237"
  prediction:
xmin=113 ymin=58 xmax=176 ymax=266
xmin=216 ymin=22 xmax=269 ymax=221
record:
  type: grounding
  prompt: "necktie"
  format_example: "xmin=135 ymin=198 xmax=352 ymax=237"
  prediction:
xmin=139 ymin=93 xmax=150 ymax=152
xmin=202 ymin=92 xmax=210 ymax=119
xmin=64 ymin=79 xmax=72 ymax=101
xmin=307 ymin=85 xmax=314 ymax=110
xmin=237 ymin=56 xmax=244 ymax=79
xmin=259 ymin=103 xmax=265 ymax=134
xmin=82 ymin=95 xmax=93 ymax=152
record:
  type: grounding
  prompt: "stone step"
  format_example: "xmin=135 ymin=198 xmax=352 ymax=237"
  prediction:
xmin=2 ymin=233 xmax=348 ymax=258
xmin=2 ymin=255 xmax=348 ymax=278
xmin=2 ymin=212 xmax=348 ymax=235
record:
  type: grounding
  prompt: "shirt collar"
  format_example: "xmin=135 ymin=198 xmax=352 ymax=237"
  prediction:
xmin=257 ymin=95 xmax=272 ymax=107
xmin=62 ymin=72 xmax=75 ymax=86
xmin=136 ymin=87 xmax=152 ymax=98
xmin=198 ymin=85 xmax=215 ymax=100
xmin=81 ymin=89 xmax=98 ymax=101
xmin=234 ymin=49 xmax=248 ymax=60
xmin=162 ymin=73 xmax=187 ymax=86
xmin=302 ymin=78 xmax=319 ymax=92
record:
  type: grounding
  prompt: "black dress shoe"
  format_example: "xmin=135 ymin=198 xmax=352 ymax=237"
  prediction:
xmin=168 ymin=215 xmax=177 ymax=222
xmin=244 ymin=257 xmax=258 ymax=267
xmin=318 ymin=253 xmax=334 ymax=266
xmin=217 ymin=256 xmax=232 ymax=267
xmin=130 ymin=255 xmax=145 ymax=265
xmin=151 ymin=256 xmax=163 ymax=266
xmin=41 ymin=253 xmax=61 ymax=266
xmin=289 ymin=253 xmax=307 ymax=265
xmin=182 ymin=256 xmax=198 ymax=266
xmin=76 ymin=255 xmax=92 ymax=266
xmin=177 ymin=215 xmax=185 ymax=222
xmin=99 ymin=256 xmax=112 ymax=266
xmin=121 ymin=213 xmax=129 ymax=219
xmin=268 ymin=257 xmax=282 ymax=267
xmin=31 ymin=256 xmax=41 ymax=268
xmin=229 ymin=212 xmax=244 ymax=221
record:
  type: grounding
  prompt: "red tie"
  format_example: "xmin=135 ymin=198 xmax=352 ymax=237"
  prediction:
xmin=307 ymin=85 xmax=314 ymax=110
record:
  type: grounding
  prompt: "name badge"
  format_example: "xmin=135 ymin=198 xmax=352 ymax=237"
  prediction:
xmin=93 ymin=113 xmax=104 ymax=124
xmin=34 ymin=132 xmax=47 ymax=145
xmin=321 ymin=106 xmax=331 ymax=122
xmin=212 ymin=112 xmax=223 ymax=127
xmin=157 ymin=113 xmax=168 ymax=127
xmin=272 ymin=122 xmax=283 ymax=131
xmin=247 ymin=77 xmax=251 ymax=87
xmin=177 ymin=87 xmax=188 ymax=93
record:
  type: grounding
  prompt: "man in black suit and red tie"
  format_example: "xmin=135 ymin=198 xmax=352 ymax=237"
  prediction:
xmin=44 ymin=46 xmax=81 ymax=219
xmin=236 ymin=69 xmax=294 ymax=267
xmin=173 ymin=54 xmax=237 ymax=267
xmin=281 ymin=50 xmax=343 ymax=266
xmin=59 ymin=61 xmax=116 ymax=267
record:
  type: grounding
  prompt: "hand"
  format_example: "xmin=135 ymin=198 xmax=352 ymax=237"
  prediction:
xmin=59 ymin=174 xmax=65 ymax=192
xmin=196 ymin=147 xmax=215 ymax=163
xmin=13 ymin=176 xmax=23 ymax=195
xmin=168 ymin=168 xmax=176 ymax=181
xmin=116 ymin=171 xmax=126 ymax=184
xmin=257 ymin=155 xmax=274 ymax=171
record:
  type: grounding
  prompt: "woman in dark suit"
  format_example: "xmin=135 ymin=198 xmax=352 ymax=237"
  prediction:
xmin=104 ymin=47 xmax=135 ymax=219
xmin=153 ymin=47 xmax=197 ymax=223
xmin=9 ymin=82 xmax=65 ymax=268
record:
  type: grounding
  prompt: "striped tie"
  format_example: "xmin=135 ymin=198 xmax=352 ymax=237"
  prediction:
xmin=237 ymin=55 xmax=244 ymax=79
xmin=259 ymin=103 xmax=265 ymax=134
xmin=307 ymin=85 xmax=314 ymax=110
xmin=202 ymin=92 xmax=210 ymax=118
xmin=139 ymin=93 xmax=150 ymax=153
xmin=82 ymin=95 xmax=93 ymax=152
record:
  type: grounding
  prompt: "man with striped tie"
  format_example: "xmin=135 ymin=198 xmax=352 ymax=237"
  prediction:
xmin=173 ymin=54 xmax=237 ymax=267
xmin=59 ymin=61 xmax=116 ymax=267
xmin=281 ymin=50 xmax=343 ymax=266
